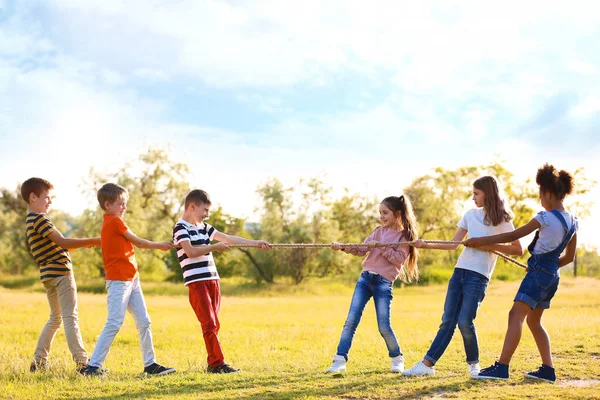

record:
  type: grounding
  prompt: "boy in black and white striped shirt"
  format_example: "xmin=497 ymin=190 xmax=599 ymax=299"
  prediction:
xmin=173 ymin=189 xmax=270 ymax=374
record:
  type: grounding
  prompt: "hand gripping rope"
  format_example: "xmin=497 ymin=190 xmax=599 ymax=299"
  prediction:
xmin=220 ymin=240 xmax=528 ymax=269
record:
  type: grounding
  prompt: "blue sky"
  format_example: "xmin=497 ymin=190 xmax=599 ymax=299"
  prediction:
xmin=1 ymin=0 xmax=599 ymax=245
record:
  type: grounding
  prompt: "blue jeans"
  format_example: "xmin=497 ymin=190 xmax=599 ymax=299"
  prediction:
xmin=424 ymin=268 xmax=488 ymax=365
xmin=336 ymin=271 xmax=401 ymax=360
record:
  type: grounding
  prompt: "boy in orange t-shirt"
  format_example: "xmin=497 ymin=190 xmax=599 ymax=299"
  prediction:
xmin=82 ymin=183 xmax=175 ymax=376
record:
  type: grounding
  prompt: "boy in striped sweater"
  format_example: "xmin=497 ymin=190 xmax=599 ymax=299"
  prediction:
xmin=21 ymin=177 xmax=101 ymax=373
xmin=173 ymin=189 xmax=270 ymax=373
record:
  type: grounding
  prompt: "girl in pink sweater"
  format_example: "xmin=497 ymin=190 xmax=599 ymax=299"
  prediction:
xmin=325 ymin=195 xmax=419 ymax=374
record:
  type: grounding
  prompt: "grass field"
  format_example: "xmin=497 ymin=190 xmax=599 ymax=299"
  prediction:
xmin=1 ymin=277 xmax=599 ymax=399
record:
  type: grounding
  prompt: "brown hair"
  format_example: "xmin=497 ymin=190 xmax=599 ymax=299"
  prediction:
xmin=97 ymin=183 xmax=128 ymax=210
xmin=473 ymin=176 xmax=513 ymax=226
xmin=185 ymin=189 xmax=211 ymax=209
xmin=20 ymin=177 xmax=54 ymax=204
xmin=536 ymin=163 xmax=574 ymax=200
xmin=381 ymin=195 xmax=419 ymax=283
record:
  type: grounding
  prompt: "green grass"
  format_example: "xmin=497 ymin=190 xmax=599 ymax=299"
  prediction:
xmin=1 ymin=277 xmax=599 ymax=399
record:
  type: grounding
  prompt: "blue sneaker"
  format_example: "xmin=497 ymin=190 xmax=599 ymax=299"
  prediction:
xmin=472 ymin=361 xmax=509 ymax=380
xmin=524 ymin=365 xmax=556 ymax=383
xmin=81 ymin=365 xmax=107 ymax=377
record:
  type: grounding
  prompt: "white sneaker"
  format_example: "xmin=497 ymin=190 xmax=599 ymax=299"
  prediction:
xmin=468 ymin=363 xmax=481 ymax=377
xmin=402 ymin=360 xmax=435 ymax=376
xmin=325 ymin=355 xmax=347 ymax=374
xmin=391 ymin=355 xmax=405 ymax=373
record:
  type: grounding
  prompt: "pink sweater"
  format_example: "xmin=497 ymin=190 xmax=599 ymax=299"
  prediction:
xmin=343 ymin=226 xmax=409 ymax=282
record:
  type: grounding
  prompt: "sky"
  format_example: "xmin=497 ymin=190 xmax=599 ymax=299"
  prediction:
xmin=1 ymin=0 xmax=599 ymax=246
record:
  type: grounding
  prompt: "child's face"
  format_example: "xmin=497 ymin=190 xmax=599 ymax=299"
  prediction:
xmin=29 ymin=189 xmax=53 ymax=214
xmin=105 ymin=196 xmax=127 ymax=217
xmin=379 ymin=203 xmax=398 ymax=229
xmin=472 ymin=187 xmax=485 ymax=208
xmin=191 ymin=202 xmax=210 ymax=223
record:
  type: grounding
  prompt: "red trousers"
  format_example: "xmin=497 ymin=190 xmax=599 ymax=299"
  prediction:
xmin=188 ymin=280 xmax=224 ymax=367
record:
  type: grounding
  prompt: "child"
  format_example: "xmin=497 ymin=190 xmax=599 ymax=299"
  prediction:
xmin=82 ymin=183 xmax=175 ymax=376
xmin=325 ymin=195 xmax=419 ymax=374
xmin=467 ymin=165 xmax=577 ymax=383
xmin=173 ymin=189 xmax=271 ymax=374
xmin=21 ymin=177 xmax=101 ymax=373
xmin=403 ymin=176 xmax=522 ymax=377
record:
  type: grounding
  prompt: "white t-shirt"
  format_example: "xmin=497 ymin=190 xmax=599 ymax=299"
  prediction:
xmin=532 ymin=210 xmax=577 ymax=254
xmin=455 ymin=208 xmax=515 ymax=279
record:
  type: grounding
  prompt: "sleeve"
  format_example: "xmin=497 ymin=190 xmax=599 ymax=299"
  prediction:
xmin=381 ymin=244 xmax=409 ymax=266
xmin=534 ymin=211 xmax=549 ymax=227
xmin=205 ymin=223 xmax=218 ymax=240
xmin=343 ymin=228 xmax=377 ymax=256
xmin=34 ymin=215 xmax=56 ymax=238
xmin=173 ymin=224 xmax=191 ymax=245
xmin=457 ymin=210 xmax=469 ymax=230
xmin=113 ymin=217 xmax=129 ymax=235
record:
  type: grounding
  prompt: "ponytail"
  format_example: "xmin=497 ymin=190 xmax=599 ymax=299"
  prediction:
xmin=382 ymin=195 xmax=419 ymax=283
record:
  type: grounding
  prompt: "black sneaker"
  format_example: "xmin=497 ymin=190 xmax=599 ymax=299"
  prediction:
xmin=30 ymin=360 xmax=48 ymax=372
xmin=81 ymin=365 xmax=107 ymax=377
xmin=472 ymin=361 xmax=509 ymax=380
xmin=76 ymin=363 xmax=88 ymax=374
xmin=524 ymin=364 xmax=556 ymax=383
xmin=207 ymin=363 xmax=240 ymax=374
xmin=144 ymin=363 xmax=176 ymax=376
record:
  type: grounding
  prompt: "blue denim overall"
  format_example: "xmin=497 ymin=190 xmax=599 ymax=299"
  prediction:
xmin=515 ymin=210 xmax=576 ymax=309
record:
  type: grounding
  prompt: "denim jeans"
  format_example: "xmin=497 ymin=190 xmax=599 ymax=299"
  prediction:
xmin=336 ymin=271 xmax=401 ymax=360
xmin=89 ymin=277 xmax=156 ymax=368
xmin=424 ymin=268 xmax=488 ymax=365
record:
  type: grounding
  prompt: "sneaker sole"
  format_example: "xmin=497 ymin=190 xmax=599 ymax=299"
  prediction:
xmin=402 ymin=371 xmax=434 ymax=377
xmin=151 ymin=368 xmax=176 ymax=376
xmin=325 ymin=369 xmax=346 ymax=375
xmin=471 ymin=375 xmax=508 ymax=380
xmin=524 ymin=373 xmax=555 ymax=384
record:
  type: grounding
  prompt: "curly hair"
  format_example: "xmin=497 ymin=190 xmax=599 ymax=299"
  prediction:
xmin=536 ymin=163 xmax=574 ymax=200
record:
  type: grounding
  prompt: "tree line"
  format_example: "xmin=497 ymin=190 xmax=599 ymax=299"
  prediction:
xmin=0 ymin=148 xmax=597 ymax=284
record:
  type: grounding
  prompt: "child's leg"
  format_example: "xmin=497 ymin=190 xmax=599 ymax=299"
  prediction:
xmin=423 ymin=269 xmax=463 ymax=367
xmin=188 ymin=280 xmax=225 ymax=367
xmin=498 ymin=301 xmax=531 ymax=365
xmin=372 ymin=276 xmax=400 ymax=358
xmin=456 ymin=271 xmax=488 ymax=365
xmin=33 ymin=279 xmax=63 ymax=364
xmin=526 ymin=308 xmax=553 ymax=367
xmin=127 ymin=277 xmax=156 ymax=368
xmin=88 ymin=280 xmax=132 ymax=368
xmin=55 ymin=274 xmax=88 ymax=365
xmin=336 ymin=273 xmax=372 ymax=360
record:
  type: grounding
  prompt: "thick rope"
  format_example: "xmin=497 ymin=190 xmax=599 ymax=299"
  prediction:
xmin=223 ymin=240 xmax=528 ymax=269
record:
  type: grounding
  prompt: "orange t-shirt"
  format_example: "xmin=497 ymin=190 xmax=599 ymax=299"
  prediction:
xmin=101 ymin=214 xmax=138 ymax=281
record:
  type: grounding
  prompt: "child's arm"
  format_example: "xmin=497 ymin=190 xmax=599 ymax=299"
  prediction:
xmin=179 ymin=240 xmax=230 ymax=258
xmin=213 ymin=232 xmax=271 ymax=250
xmin=559 ymin=233 xmax=577 ymax=268
xmin=479 ymin=240 xmax=523 ymax=257
xmin=465 ymin=218 xmax=540 ymax=248
xmin=413 ymin=228 xmax=467 ymax=251
xmin=47 ymin=231 xmax=101 ymax=250
xmin=123 ymin=230 xmax=173 ymax=251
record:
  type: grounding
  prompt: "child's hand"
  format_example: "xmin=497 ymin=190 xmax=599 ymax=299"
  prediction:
xmin=213 ymin=242 xmax=230 ymax=252
xmin=255 ymin=240 xmax=271 ymax=250
xmin=157 ymin=242 xmax=174 ymax=251
xmin=464 ymin=238 xmax=482 ymax=248
xmin=366 ymin=240 xmax=379 ymax=247
xmin=412 ymin=239 xmax=426 ymax=249
xmin=331 ymin=242 xmax=343 ymax=250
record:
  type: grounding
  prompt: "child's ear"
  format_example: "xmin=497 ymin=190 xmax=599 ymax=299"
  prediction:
xmin=29 ymin=193 xmax=37 ymax=203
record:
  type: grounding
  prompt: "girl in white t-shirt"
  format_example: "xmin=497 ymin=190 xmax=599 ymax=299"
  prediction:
xmin=403 ymin=176 xmax=522 ymax=377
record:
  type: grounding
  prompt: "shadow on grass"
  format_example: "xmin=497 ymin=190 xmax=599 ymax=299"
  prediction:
xmin=79 ymin=370 xmax=492 ymax=400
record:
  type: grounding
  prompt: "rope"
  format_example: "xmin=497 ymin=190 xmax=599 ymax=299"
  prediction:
xmin=222 ymin=240 xmax=528 ymax=270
